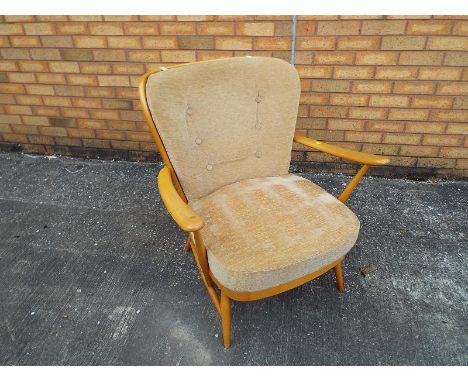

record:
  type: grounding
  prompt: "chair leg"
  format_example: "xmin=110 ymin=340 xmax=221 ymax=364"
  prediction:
xmin=334 ymin=261 xmax=345 ymax=292
xmin=184 ymin=234 xmax=191 ymax=252
xmin=220 ymin=292 xmax=231 ymax=348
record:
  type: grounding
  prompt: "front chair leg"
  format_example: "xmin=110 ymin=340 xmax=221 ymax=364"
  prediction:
xmin=334 ymin=261 xmax=345 ymax=292
xmin=220 ymin=292 xmax=231 ymax=348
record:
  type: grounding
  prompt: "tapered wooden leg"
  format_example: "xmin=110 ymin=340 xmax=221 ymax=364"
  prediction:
xmin=184 ymin=234 xmax=191 ymax=252
xmin=220 ymin=292 xmax=231 ymax=348
xmin=334 ymin=261 xmax=345 ymax=292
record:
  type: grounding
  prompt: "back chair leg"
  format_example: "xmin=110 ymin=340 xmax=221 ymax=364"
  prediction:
xmin=220 ymin=292 xmax=231 ymax=348
xmin=334 ymin=261 xmax=345 ymax=292
xmin=184 ymin=234 xmax=192 ymax=252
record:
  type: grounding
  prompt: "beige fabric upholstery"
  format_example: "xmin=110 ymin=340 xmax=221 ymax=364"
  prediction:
xmin=190 ymin=174 xmax=360 ymax=292
xmin=146 ymin=57 xmax=300 ymax=200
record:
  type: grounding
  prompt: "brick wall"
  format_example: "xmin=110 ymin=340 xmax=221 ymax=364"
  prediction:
xmin=0 ymin=15 xmax=467 ymax=178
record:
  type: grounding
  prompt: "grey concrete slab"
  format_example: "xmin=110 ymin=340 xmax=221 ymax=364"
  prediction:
xmin=0 ymin=152 xmax=466 ymax=365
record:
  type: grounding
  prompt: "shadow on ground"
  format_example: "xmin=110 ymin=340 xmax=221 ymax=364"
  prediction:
xmin=0 ymin=152 xmax=466 ymax=365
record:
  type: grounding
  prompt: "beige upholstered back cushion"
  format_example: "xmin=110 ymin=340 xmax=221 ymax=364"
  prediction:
xmin=145 ymin=57 xmax=301 ymax=200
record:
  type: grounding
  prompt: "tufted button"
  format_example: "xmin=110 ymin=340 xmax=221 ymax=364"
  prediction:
xmin=254 ymin=122 xmax=262 ymax=130
xmin=255 ymin=151 xmax=262 ymax=158
xmin=255 ymin=96 xmax=262 ymax=103
xmin=186 ymin=107 xmax=193 ymax=116
xmin=195 ymin=137 xmax=202 ymax=145
xmin=206 ymin=164 xmax=213 ymax=171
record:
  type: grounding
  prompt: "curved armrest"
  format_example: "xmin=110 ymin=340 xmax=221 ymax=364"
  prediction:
xmin=157 ymin=167 xmax=204 ymax=232
xmin=294 ymin=134 xmax=390 ymax=166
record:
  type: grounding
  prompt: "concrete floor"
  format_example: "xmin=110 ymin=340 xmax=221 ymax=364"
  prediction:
xmin=0 ymin=152 xmax=466 ymax=365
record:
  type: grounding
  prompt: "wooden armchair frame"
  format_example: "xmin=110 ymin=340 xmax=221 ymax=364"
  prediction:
xmin=139 ymin=60 xmax=390 ymax=348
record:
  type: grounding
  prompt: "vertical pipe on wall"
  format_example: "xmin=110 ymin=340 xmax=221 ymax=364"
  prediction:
xmin=290 ymin=15 xmax=297 ymax=66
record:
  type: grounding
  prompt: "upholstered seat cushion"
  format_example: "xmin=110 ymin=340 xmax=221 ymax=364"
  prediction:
xmin=189 ymin=174 xmax=360 ymax=292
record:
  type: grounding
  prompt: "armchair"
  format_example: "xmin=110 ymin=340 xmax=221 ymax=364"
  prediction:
xmin=139 ymin=57 xmax=389 ymax=348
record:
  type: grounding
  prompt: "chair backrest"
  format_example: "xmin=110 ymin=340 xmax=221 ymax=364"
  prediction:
xmin=143 ymin=56 xmax=301 ymax=200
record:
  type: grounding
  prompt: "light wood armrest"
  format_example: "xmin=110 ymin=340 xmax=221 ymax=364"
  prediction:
xmin=157 ymin=167 xmax=204 ymax=232
xmin=294 ymin=134 xmax=390 ymax=166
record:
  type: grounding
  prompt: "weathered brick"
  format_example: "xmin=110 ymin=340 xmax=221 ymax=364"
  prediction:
xmin=237 ymin=23 xmax=275 ymax=36
xmin=375 ymin=67 xmax=418 ymax=80
xmin=328 ymin=119 xmax=365 ymax=131
xmin=430 ymin=109 xmax=468 ymax=121
xmin=446 ymin=123 xmax=468 ymax=135
xmin=73 ymin=36 xmax=107 ymax=49
xmin=79 ymin=63 xmax=112 ymax=74
xmin=388 ymin=109 xmax=429 ymax=121
xmin=400 ymin=145 xmax=440 ymax=157
xmin=297 ymin=66 xmax=332 ymax=78
xmin=423 ymin=134 xmax=463 ymax=146
xmin=411 ymin=96 xmax=452 ymax=109
xmin=296 ymin=21 xmax=316 ymax=35
xmin=18 ymin=61 xmax=48 ymax=72
xmin=437 ymin=82 xmax=468 ymax=95
xmin=399 ymin=51 xmax=444 ymax=66
xmin=311 ymin=79 xmax=350 ymax=93
xmin=111 ymin=63 xmax=144 ymax=75
xmin=368 ymin=121 xmax=405 ymax=132
xmin=453 ymin=21 xmax=468 ymax=35
xmin=10 ymin=36 xmax=40 ymax=47
xmin=89 ymin=22 xmax=124 ymax=36
xmin=39 ymin=126 xmax=68 ymax=136
xmin=61 ymin=49 xmax=94 ymax=61
xmin=108 ymin=36 xmax=142 ymax=49
xmin=453 ymin=97 xmax=468 ymax=109
xmin=49 ymin=117 xmax=77 ymax=128
xmin=41 ymin=36 xmax=74 ymax=48
xmin=43 ymin=96 xmax=72 ymax=107
xmin=345 ymin=131 xmax=383 ymax=143
xmin=418 ymin=67 xmax=462 ymax=81
xmin=337 ymin=36 xmax=380 ymax=50
xmin=56 ymin=23 xmax=88 ymax=34
xmin=30 ymin=48 xmax=60 ymax=60
xmin=0 ymin=24 xmax=24 ymax=36
xmin=352 ymin=81 xmax=393 ymax=94
xmin=405 ymin=122 xmax=446 ymax=134
xmin=297 ymin=37 xmax=336 ymax=50
xmin=54 ymin=85 xmax=85 ymax=97
xmin=66 ymin=74 xmax=97 ymax=86
xmin=1 ymin=48 xmax=31 ymax=59
xmin=334 ymin=67 xmax=374 ymax=79
xmin=370 ymin=95 xmax=410 ymax=107
xmin=160 ymin=50 xmax=196 ymax=62
xmin=348 ymin=107 xmax=387 ymax=120
xmin=49 ymin=61 xmax=80 ymax=73
xmin=361 ymin=20 xmax=406 ymax=35
xmin=427 ymin=37 xmax=468 ymax=51
xmin=24 ymin=23 xmax=55 ymax=35
xmin=355 ymin=52 xmax=398 ymax=65
xmin=215 ymin=37 xmax=252 ymax=50
xmin=381 ymin=36 xmax=426 ymax=50
xmin=317 ymin=21 xmax=361 ymax=35
xmin=444 ymin=52 xmax=468 ymax=66
xmin=383 ymin=133 xmax=421 ymax=145
xmin=178 ymin=36 xmax=214 ymax=50
xmin=124 ymin=23 xmax=158 ymax=35
xmin=143 ymin=37 xmax=178 ymax=49
xmin=440 ymin=147 xmax=468 ymax=158
xmin=330 ymin=94 xmax=369 ymax=107
xmin=314 ymin=52 xmax=354 ymax=64
xmin=97 ymin=75 xmax=130 ymax=87
xmin=393 ymin=82 xmax=435 ymax=95
xmin=309 ymin=106 xmax=347 ymax=118
xmin=36 ymin=73 xmax=66 ymax=84
xmin=93 ymin=49 xmax=126 ymax=62
xmin=254 ymin=37 xmax=291 ymax=50
xmin=160 ymin=23 xmax=196 ymax=35
xmin=25 ymin=84 xmax=54 ymax=95
xmin=407 ymin=20 xmax=452 ymax=35
xmin=198 ymin=23 xmax=234 ymax=35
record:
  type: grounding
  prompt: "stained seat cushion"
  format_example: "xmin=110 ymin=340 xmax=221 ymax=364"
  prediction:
xmin=189 ymin=174 xmax=360 ymax=292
